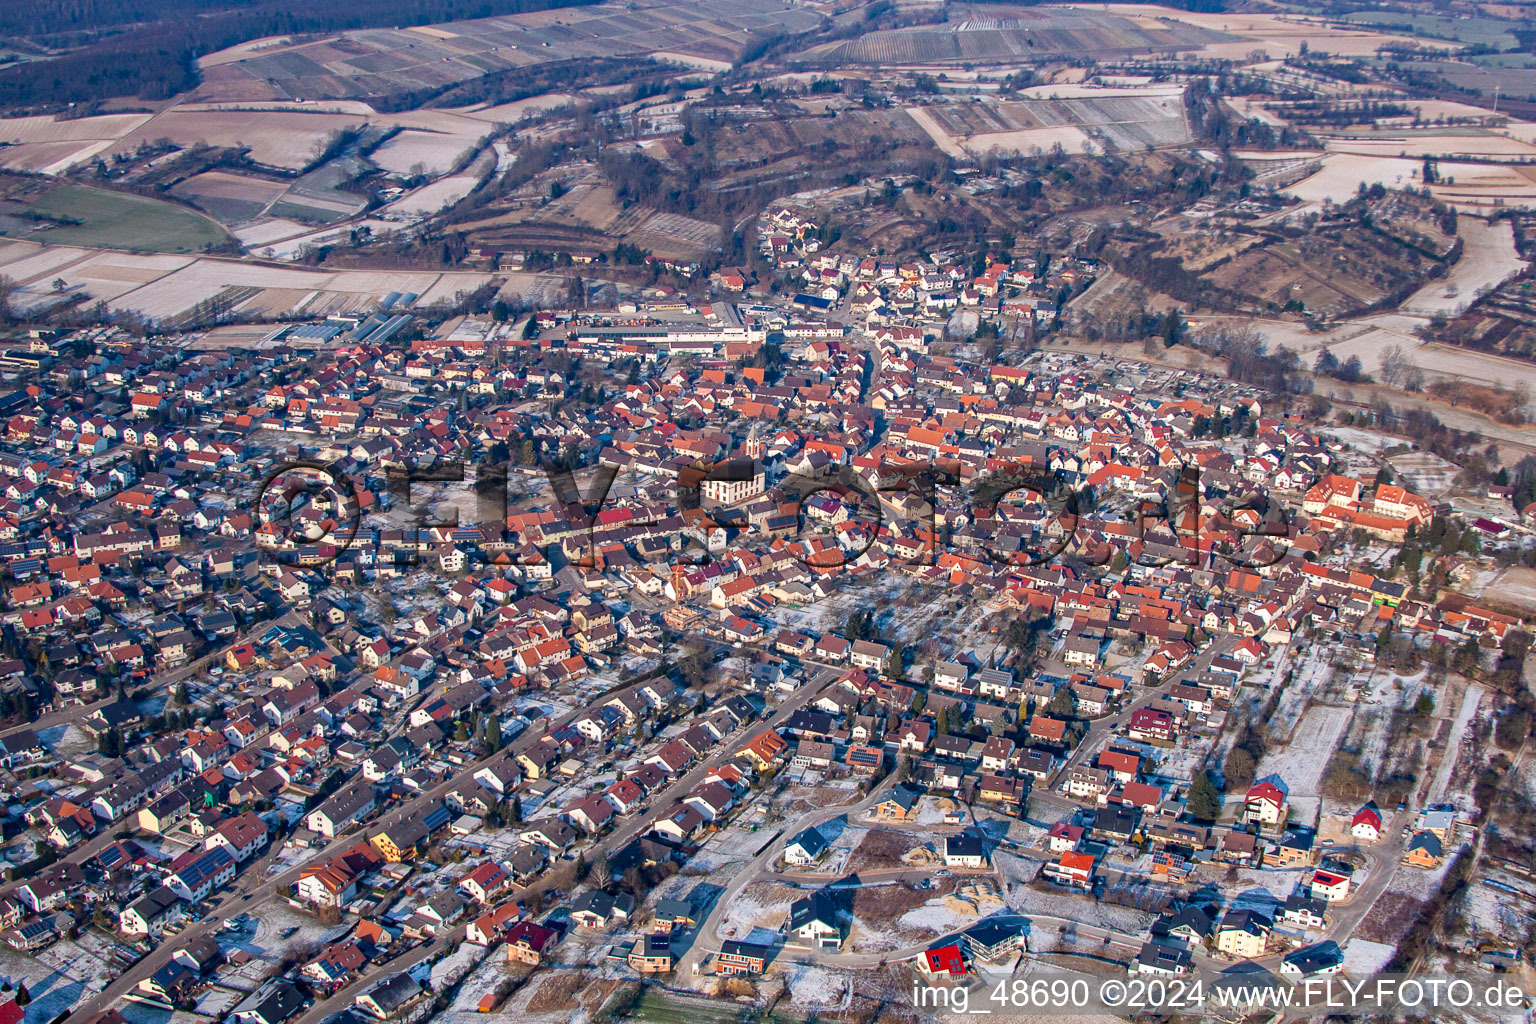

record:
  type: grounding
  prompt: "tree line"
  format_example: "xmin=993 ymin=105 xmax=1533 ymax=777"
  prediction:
xmin=0 ymin=0 xmax=600 ymax=113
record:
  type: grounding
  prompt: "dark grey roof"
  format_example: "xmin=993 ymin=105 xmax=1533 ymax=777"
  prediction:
xmin=945 ymin=834 xmax=986 ymax=858
xmin=787 ymin=826 xmax=828 ymax=857
xmin=1151 ymin=905 xmax=1214 ymax=938
xmin=249 ymin=981 xmax=305 ymax=1024
xmin=360 ymin=972 xmax=421 ymax=1014
xmin=788 ymin=890 xmax=838 ymax=931
xmin=1284 ymin=941 xmax=1344 ymax=975
xmin=1135 ymin=941 xmax=1192 ymax=971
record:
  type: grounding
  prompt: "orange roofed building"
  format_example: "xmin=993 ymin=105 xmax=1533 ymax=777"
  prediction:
xmin=736 ymin=730 xmax=787 ymax=770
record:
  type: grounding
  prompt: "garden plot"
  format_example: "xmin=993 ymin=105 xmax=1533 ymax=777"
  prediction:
xmin=1261 ymin=651 xmax=1332 ymax=740
xmin=1229 ymin=871 xmax=1308 ymax=911
xmin=431 ymin=942 xmax=487 ymax=991
xmin=448 ymin=952 xmax=510 ymax=1012
xmin=1463 ymin=880 xmax=1531 ymax=940
xmin=705 ymin=822 xmax=778 ymax=864
xmin=680 ymin=844 xmax=762 ymax=883
xmin=770 ymin=782 xmax=863 ymax=820
xmin=1477 ymin=567 xmax=1536 ymax=617
xmin=1141 ymin=728 xmax=1220 ymax=788
xmin=498 ymin=969 xmax=632 ymax=1021
xmin=814 ymin=823 xmax=867 ymax=876
xmin=895 ymin=795 xmax=966 ymax=828
xmin=1343 ymin=706 xmax=1398 ymax=797
xmin=263 ymin=839 xmax=326 ymax=877
xmin=44 ymin=725 xmax=101 ymax=763
xmin=0 ymin=935 xmax=114 ymax=1024
xmin=648 ymin=875 xmax=725 ymax=919
xmin=621 ymin=211 xmax=723 ymax=259
xmin=1390 ymin=852 xmax=1456 ymax=909
xmin=192 ymin=987 xmax=246 ymax=1017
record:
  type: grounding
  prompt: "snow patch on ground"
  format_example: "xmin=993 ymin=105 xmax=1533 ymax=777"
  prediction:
xmin=430 ymin=941 xmax=485 ymax=990
xmin=1427 ymin=683 xmax=1482 ymax=805
xmin=898 ymin=900 xmax=974 ymax=934
xmin=1391 ymin=857 xmax=1455 ymax=900
xmin=1342 ymin=937 xmax=1397 ymax=976
xmin=718 ymin=886 xmax=794 ymax=940
xmin=783 ymin=964 xmax=845 ymax=1006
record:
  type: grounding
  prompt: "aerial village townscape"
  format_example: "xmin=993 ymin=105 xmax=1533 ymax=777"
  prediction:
xmin=1 ymin=0 xmax=1536 ymax=1022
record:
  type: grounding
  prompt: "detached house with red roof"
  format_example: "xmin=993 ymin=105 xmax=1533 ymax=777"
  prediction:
xmin=736 ymin=730 xmax=787 ymax=771
xmin=458 ymin=862 xmax=511 ymax=904
xmin=1245 ymin=777 xmax=1289 ymax=829
xmin=1350 ymin=805 xmax=1382 ymax=842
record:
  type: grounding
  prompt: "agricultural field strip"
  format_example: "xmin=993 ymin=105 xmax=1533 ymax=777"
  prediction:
xmin=0 ymin=240 xmax=541 ymax=320
xmin=913 ymin=90 xmax=1191 ymax=155
xmin=194 ymin=0 xmax=824 ymax=102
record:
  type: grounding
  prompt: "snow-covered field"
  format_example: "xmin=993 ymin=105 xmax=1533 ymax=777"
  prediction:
xmin=717 ymin=882 xmax=797 ymax=941
xmin=1284 ymin=153 xmax=1424 ymax=204
xmin=430 ymin=942 xmax=487 ymax=991
xmin=1401 ymin=217 xmax=1527 ymax=315
xmin=1391 ymin=855 xmax=1455 ymax=901
xmin=1341 ymin=937 xmax=1396 ymax=976
xmin=383 ymin=175 xmax=482 ymax=218
xmin=1427 ymin=683 xmax=1482 ymax=805
xmin=448 ymin=949 xmax=510 ymax=1012
xmin=783 ymin=964 xmax=848 ymax=1007
xmin=896 ymin=897 xmax=997 ymax=936
xmin=1256 ymin=704 xmax=1350 ymax=817
xmin=0 ymin=926 xmax=144 ymax=1022
xmin=1226 ymin=878 xmax=1297 ymax=916
xmin=998 ymin=855 xmax=1154 ymax=934
xmin=1462 ymin=880 xmax=1530 ymax=939
xmin=249 ymin=899 xmax=345 ymax=956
